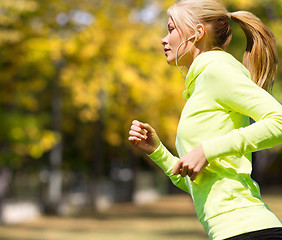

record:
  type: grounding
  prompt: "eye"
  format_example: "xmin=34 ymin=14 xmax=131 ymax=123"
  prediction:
xmin=168 ymin=27 xmax=174 ymax=33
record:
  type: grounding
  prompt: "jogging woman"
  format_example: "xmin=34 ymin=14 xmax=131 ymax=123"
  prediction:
xmin=129 ymin=0 xmax=282 ymax=239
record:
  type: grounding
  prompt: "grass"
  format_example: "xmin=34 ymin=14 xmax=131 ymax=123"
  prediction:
xmin=0 ymin=193 xmax=281 ymax=240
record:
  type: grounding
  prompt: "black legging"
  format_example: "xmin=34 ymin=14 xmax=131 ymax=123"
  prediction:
xmin=225 ymin=228 xmax=282 ymax=240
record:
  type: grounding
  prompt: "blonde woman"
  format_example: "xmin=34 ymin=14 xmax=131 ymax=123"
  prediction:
xmin=129 ymin=0 xmax=282 ymax=239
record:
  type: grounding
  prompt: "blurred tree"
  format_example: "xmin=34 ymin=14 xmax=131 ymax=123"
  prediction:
xmin=0 ymin=0 xmax=62 ymax=218
xmin=60 ymin=0 xmax=184 ymax=203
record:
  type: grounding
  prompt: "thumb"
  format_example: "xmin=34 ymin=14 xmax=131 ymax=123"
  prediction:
xmin=139 ymin=122 xmax=155 ymax=134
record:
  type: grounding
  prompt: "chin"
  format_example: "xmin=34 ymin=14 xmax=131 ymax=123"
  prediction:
xmin=166 ymin=58 xmax=177 ymax=66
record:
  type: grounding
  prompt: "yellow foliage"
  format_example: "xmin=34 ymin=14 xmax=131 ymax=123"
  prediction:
xmin=105 ymin=131 xmax=122 ymax=147
xmin=79 ymin=108 xmax=99 ymax=122
xmin=12 ymin=128 xmax=60 ymax=158
xmin=269 ymin=21 xmax=282 ymax=42
xmin=0 ymin=14 xmax=17 ymax=26
xmin=0 ymin=30 xmax=23 ymax=43
xmin=26 ymin=125 xmax=40 ymax=140
xmin=28 ymin=144 xmax=42 ymax=159
xmin=79 ymin=44 xmax=100 ymax=60
xmin=10 ymin=127 xmax=25 ymax=140
xmin=10 ymin=121 xmax=61 ymax=158
xmin=0 ymin=0 xmax=38 ymax=13
xmin=63 ymin=41 xmax=78 ymax=56
xmin=61 ymin=65 xmax=76 ymax=86
xmin=17 ymin=95 xmax=39 ymax=111
xmin=40 ymin=130 xmax=61 ymax=151
xmin=25 ymin=38 xmax=61 ymax=62
xmin=222 ymin=0 xmax=257 ymax=8
xmin=72 ymin=81 xmax=100 ymax=108
xmin=28 ymin=78 xmax=47 ymax=92
xmin=27 ymin=130 xmax=61 ymax=159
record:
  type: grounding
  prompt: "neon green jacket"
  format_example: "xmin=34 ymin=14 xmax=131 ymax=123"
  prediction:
xmin=148 ymin=51 xmax=282 ymax=240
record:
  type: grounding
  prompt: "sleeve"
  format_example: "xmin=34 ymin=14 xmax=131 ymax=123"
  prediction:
xmin=147 ymin=142 xmax=190 ymax=193
xmin=201 ymin=60 xmax=282 ymax=162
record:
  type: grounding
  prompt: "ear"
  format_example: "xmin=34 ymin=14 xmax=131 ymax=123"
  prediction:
xmin=195 ymin=24 xmax=206 ymax=42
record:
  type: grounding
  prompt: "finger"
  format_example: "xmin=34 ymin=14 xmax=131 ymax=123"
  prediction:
xmin=128 ymin=136 xmax=141 ymax=142
xmin=190 ymin=172 xmax=198 ymax=181
xmin=180 ymin=167 xmax=188 ymax=177
xmin=129 ymin=130 xmax=146 ymax=140
xmin=172 ymin=161 xmax=182 ymax=175
xmin=128 ymin=136 xmax=141 ymax=146
xmin=131 ymin=125 xmax=147 ymax=135
xmin=132 ymin=120 xmax=142 ymax=127
xmin=139 ymin=122 xmax=155 ymax=134
xmin=187 ymin=168 xmax=193 ymax=178
xmin=132 ymin=121 xmax=149 ymax=136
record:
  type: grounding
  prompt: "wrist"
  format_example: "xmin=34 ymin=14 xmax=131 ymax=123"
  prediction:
xmin=147 ymin=142 xmax=162 ymax=157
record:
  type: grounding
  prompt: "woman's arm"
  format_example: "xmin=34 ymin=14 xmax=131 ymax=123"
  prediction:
xmin=129 ymin=120 xmax=189 ymax=193
xmin=202 ymin=60 xmax=282 ymax=162
xmin=148 ymin=142 xmax=190 ymax=193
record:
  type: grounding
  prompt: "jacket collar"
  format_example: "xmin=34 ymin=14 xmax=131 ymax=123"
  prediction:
xmin=183 ymin=50 xmax=228 ymax=100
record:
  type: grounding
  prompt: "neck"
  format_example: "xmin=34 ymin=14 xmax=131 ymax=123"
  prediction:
xmin=184 ymin=47 xmax=208 ymax=69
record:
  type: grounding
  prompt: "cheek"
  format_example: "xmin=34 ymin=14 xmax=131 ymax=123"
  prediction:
xmin=169 ymin=35 xmax=178 ymax=48
xmin=169 ymin=33 xmax=183 ymax=52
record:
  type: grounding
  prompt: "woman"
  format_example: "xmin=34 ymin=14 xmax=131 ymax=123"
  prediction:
xmin=128 ymin=0 xmax=282 ymax=239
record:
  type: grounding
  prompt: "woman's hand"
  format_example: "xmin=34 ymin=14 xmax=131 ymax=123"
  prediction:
xmin=172 ymin=145 xmax=208 ymax=181
xmin=128 ymin=120 xmax=160 ymax=155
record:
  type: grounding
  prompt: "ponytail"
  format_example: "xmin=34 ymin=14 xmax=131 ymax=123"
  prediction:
xmin=230 ymin=11 xmax=278 ymax=90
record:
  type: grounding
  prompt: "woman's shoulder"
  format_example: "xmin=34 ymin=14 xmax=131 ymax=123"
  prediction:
xmin=202 ymin=51 xmax=251 ymax=80
xmin=196 ymin=51 xmax=257 ymax=97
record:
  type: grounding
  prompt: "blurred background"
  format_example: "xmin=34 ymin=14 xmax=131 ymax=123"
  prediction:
xmin=0 ymin=0 xmax=281 ymax=239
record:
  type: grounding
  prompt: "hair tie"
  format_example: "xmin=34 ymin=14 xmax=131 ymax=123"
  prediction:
xmin=227 ymin=12 xmax=232 ymax=20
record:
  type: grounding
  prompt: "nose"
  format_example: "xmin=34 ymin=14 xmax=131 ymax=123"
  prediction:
xmin=161 ymin=34 xmax=168 ymax=46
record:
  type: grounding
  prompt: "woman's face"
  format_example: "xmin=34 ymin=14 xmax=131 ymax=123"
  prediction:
xmin=161 ymin=17 xmax=195 ymax=68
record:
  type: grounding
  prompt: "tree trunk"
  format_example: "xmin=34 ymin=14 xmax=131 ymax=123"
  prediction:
xmin=0 ymin=167 xmax=12 ymax=223
xmin=45 ymin=60 xmax=64 ymax=214
xmin=91 ymin=89 xmax=106 ymax=209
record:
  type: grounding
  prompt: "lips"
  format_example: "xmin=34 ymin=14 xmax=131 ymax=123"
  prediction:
xmin=164 ymin=48 xmax=170 ymax=55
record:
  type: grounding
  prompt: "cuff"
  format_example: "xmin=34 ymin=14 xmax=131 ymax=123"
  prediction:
xmin=147 ymin=142 xmax=163 ymax=162
xmin=202 ymin=134 xmax=236 ymax=163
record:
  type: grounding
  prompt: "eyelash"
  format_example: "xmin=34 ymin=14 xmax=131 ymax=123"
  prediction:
xmin=168 ymin=27 xmax=174 ymax=33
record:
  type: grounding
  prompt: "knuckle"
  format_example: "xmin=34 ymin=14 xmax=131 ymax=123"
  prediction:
xmin=182 ymin=164 xmax=189 ymax=169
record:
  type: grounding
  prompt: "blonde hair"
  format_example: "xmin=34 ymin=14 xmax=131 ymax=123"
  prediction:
xmin=168 ymin=0 xmax=279 ymax=90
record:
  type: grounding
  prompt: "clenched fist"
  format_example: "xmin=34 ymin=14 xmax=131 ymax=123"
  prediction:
xmin=128 ymin=120 xmax=160 ymax=155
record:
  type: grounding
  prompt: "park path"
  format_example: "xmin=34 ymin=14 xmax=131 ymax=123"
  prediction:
xmin=0 ymin=193 xmax=281 ymax=240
